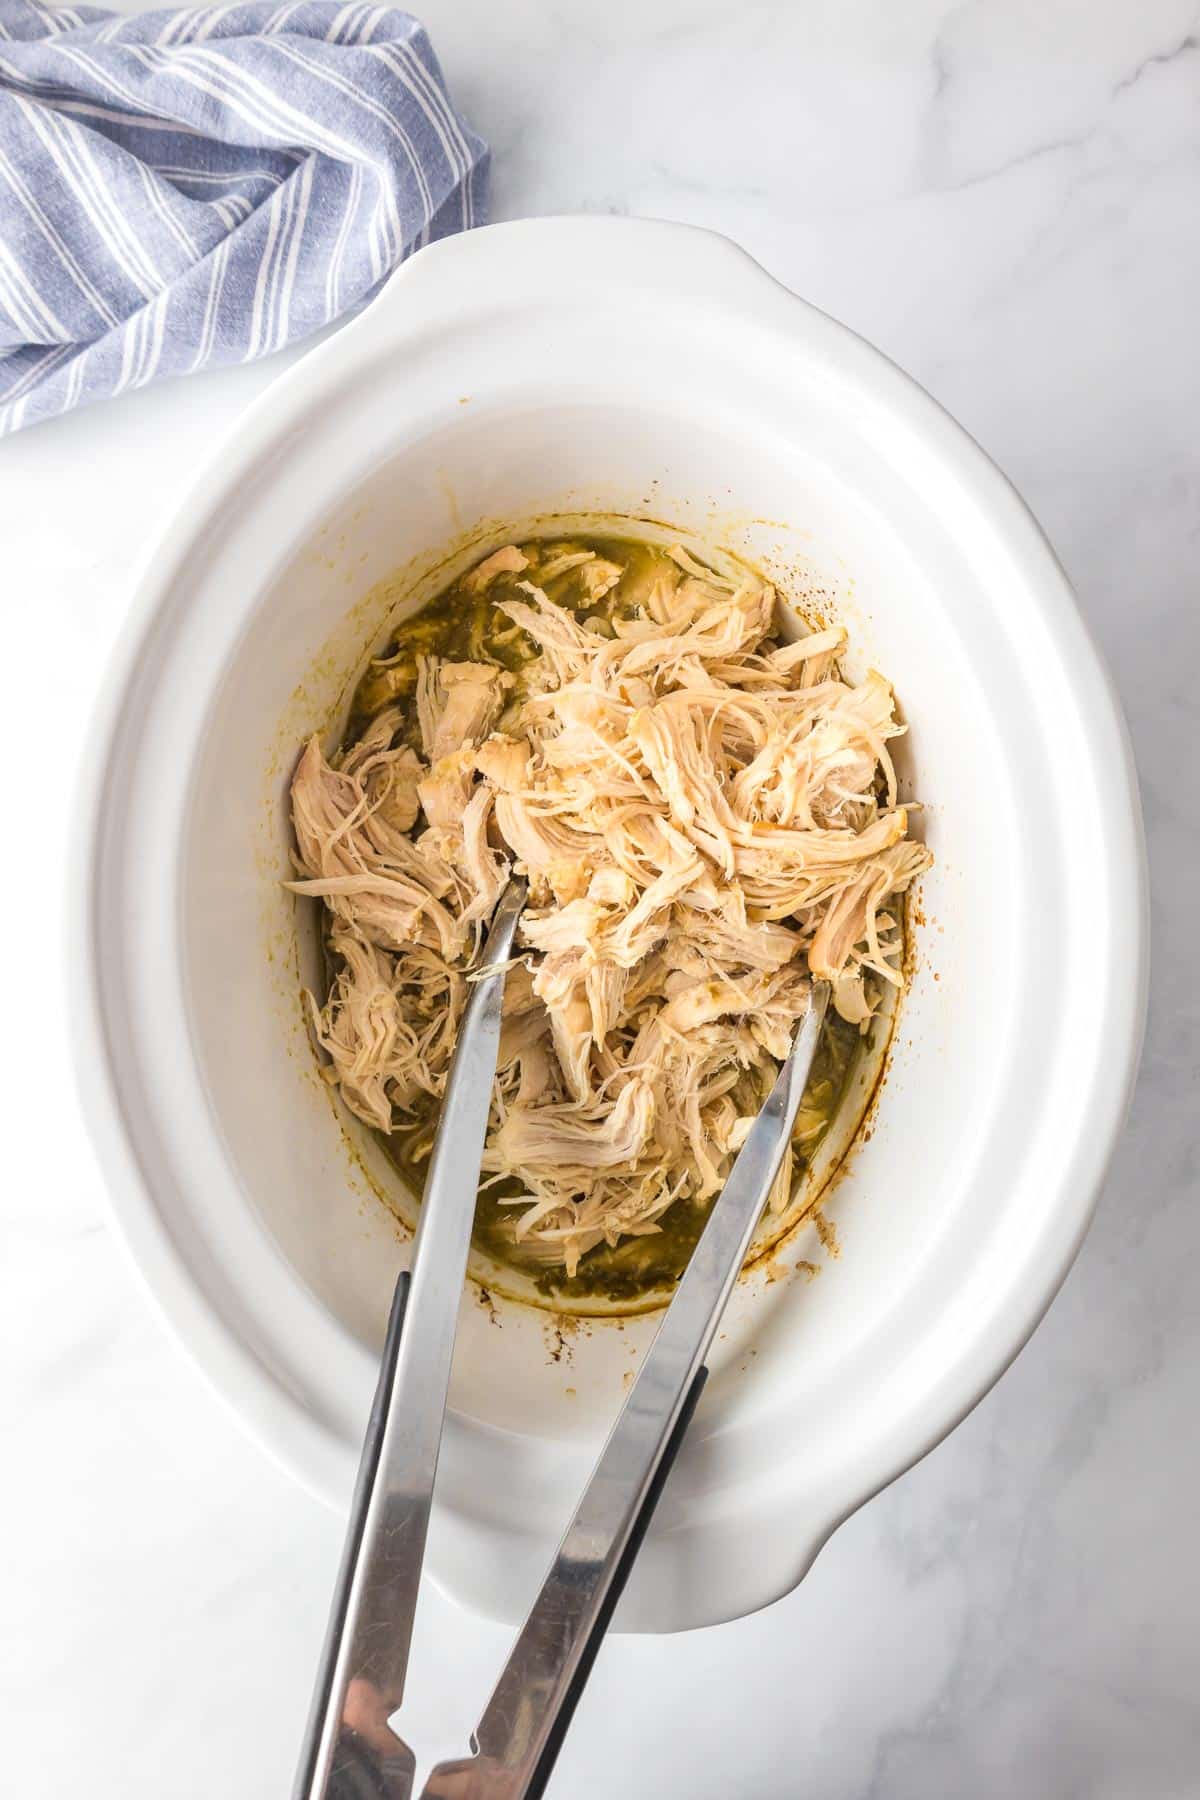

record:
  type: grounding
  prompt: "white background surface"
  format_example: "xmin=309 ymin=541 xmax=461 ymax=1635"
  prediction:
xmin=2 ymin=3 xmax=1197 ymax=1795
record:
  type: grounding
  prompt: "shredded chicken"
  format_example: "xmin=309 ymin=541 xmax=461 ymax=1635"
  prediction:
xmin=289 ymin=538 xmax=931 ymax=1276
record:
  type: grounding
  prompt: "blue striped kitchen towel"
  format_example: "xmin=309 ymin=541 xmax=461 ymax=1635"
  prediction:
xmin=0 ymin=0 xmax=487 ymax=435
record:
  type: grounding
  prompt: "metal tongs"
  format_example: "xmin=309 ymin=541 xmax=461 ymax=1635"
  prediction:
xmin=295 ymin=878 xmax=829 ymax=1800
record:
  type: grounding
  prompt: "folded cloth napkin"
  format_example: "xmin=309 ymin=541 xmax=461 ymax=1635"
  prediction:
xmin=0 ymin=0 xmax=487 ymax=435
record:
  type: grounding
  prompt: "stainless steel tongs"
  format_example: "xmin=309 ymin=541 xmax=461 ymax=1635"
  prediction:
xmin=295 ymin=877 xmax=829 ymax=1800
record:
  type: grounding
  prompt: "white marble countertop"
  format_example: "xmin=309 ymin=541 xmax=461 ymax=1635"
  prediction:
xmin=3 ymin=3 xmax=1198 ymax=1795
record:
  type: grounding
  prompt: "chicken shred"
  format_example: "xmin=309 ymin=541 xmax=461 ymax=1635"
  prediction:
xmin=289 ymin=538 xmax=931 ymax=1276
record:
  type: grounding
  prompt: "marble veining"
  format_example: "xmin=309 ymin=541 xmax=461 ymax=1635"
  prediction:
xmin=2 ymin=2 xmax=1196 ymax=1795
